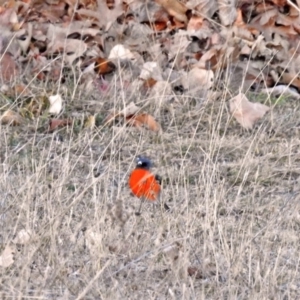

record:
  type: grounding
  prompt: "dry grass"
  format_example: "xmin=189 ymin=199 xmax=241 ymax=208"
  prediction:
xmin=1 ymin=73 xmax=300 ymax=300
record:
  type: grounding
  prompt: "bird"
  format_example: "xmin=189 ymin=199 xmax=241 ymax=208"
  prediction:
xmin=128 ymin=156 xmax=162 ymax=215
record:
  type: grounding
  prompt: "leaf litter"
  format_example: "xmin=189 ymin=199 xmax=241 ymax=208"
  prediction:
xmin=0 ymin=0 xmax=299 ymax=130
xmin=105 ymin=101 xmax=161 ymax=132
xmin=229 ymin=92 xmax=270 ymax=129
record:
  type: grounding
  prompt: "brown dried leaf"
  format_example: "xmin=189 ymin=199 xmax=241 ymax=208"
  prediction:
xmin=255 ymin=8 xmax=278 ymax=26
xmin=49 ymin=118 xmax=72 ymax=131
xmin=46 ymin=25 xmax=88 ymax=64
xmin=148 ymin=80 xmax=173 ymax=105
xmin=0 ymin=7 xmax=19 ymax=30
xmin=84 ymin=115 xmax=96 ymax=129
xmin=122 ymin=101 xmax=140 ymax=116
xmin=230 ymin=93 xmax=270 ymax=129
xmin=150 ymin=20 xmax=168 ymax=31
xmin=41 ymin=1 xmax=66 ymax=22
xmin=187 ymin=67 xmax=214 ymax=90
xmin=188 ymin=0 xmax=217 ymax=18
xmin=17 ymin=24 xmax=32 ymax=54
xmin=162 ymin=243 xmax=181 ymax=261
xmin=85 ymin=228 xmax=103 ymax=254
xmin=126 ymin=113 xmax=161 ymax=132
xmin=0 ymin=245 xmax=15 ymax=268
xmin=250 ymin=8 xmax=298 ymax=37
xmin=217 ymin=0 xmax=237 ymax=26
xmin=2 ymin=83 xmax=30 ymax=98
xmin=143 ymin=78 xmax=157 ymax=90
xmin=187 ymin=15 xmax=204 ymax=32
xmin=104 ymin=102 xmax=161 ymax=132
xmin=155 ymin=0 xmax=188 ymax=24
xmin=1 ymin=109 xmax=24 ymax=125
xmin=14 ymin=83 xmax=29 ymax=96
xmin=13 ymin=229 xmax=31 ymax=245
xmin=81 ymin=0 xmax=123 ymax=30
xmin=233 ymin=8 xmax=260 ymax=36
xmin=196 ymin=47 xmax=220 ymax=69
xmin=0 ymin=53 xmax=19 ymax=83
xmin=278 ymin=71 xmax=300 ymax=89
xmin=56 ymin=39 xmax=87 ymax=65
xmin=94 ymin=57 xmax=116 ymax=75
xmin=270 ymin=0 xmax=287 ymax=6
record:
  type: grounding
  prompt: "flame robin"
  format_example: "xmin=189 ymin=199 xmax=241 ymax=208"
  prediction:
xmin=129 ymin=156 xmax=162 ymax=215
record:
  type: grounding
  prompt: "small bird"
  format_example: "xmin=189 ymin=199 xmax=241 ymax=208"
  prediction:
xmin=129 ymin=156 xmax=162 ymax=215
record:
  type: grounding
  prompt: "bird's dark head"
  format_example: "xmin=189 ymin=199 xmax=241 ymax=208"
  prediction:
xmin=135 ymin=156 xmax=153 ymax=169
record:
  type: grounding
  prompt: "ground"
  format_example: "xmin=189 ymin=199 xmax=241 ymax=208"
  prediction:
xmin=1 ymin=77 xmax=300 ymax=299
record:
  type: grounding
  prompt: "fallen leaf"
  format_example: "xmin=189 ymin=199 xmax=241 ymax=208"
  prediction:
xmin=149 ymin=20 xmax=168 ymax=31
xmin=13 ymin=229 xmax=31 ymax=244
xmin=1 ymin=110 xmax=24 ymax=125
xmin=189 ymin=0 xmax=217 ymax=18
xmin=187 ymin=15 xmax=204 ymax=32
xmin=142 ymin=78 xmax=157 ymax=90
xmin=41 ymin=1 xmax=66 ymax=22
xmin=148 ymin=80 xmax=173 ymax=105
xmin=121 ymin=101 xmax=140 ymax=116
xmin=169 ymin=16 xmax=186 ymax=29
xmin=85 ymin=228 xmax=102 ymax=254
xmin=162 ymin=243 xmax=181 ymax=261
xmin=0 ymin=53 xmax=19 ymax=83
xmin=17 ymin=23 xmax=32 ymax=54
xmin=49 ymin=94 xmax=63 ymax=115
xmin=155 ymin=0 xmax=188 ymax=24
xmin=217 ymin=0 xmax=237 ymax=26
xmin=46 ymin=32 xmax=87 ymax=65
xmin=48 ymin=118 xmax=72 ymax=131
xmin=229 ymin=93 xmax=270 ymax=129
xmin=13 ymin=84 xmax=30 ymax=97
xmin=94 ymin=57 xmax=116 ymax=75
xmin=108 ymin=44 xmax=136 ymax=60
xmin=196 ymin=47 xmax=220 ymax=69
xmin=126 ymin=113 xmax=161 ymax=131
xmin=0 ymin=245 xmax=15 ymax=268
xmin=270 ymin=0 xmax=287 ymax=6
xmin=278 ymin=71 xmax=300 ymax=90
xmin=104 ymin=102 xmax=161 ymax=132
xmin=0 ymin=7 xmax=19 ymax=30
xmin=106 ymin=0 xmax=115 ymax=10
xmin=168 ymin=31 xmax=191 ymax=60
xmin=78 ymin=0 xmax=123 ymax=30
xmin=187 ymin=67 xmax=214 ymax=90
xmin=1 ymin=83 xmax=30 ymax=98
xmin=84 ymin=115 xmax=95 ymax=129
xmin=140 ymin=61 xmax=162 ymax=81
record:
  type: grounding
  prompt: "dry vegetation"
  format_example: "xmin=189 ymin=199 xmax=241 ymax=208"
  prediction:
xmin=1 ymin=82 xmax=300 ymax=299
xmin=1 ymin=0 xmax=300 ymax=299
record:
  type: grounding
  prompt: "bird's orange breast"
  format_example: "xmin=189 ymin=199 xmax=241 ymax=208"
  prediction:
xmin=129 ymin=169 xmax=161 ymax=201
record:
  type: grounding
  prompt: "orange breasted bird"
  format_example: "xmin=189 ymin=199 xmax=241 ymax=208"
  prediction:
xmin=129 ymin=156 xmax=162 ymax=215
